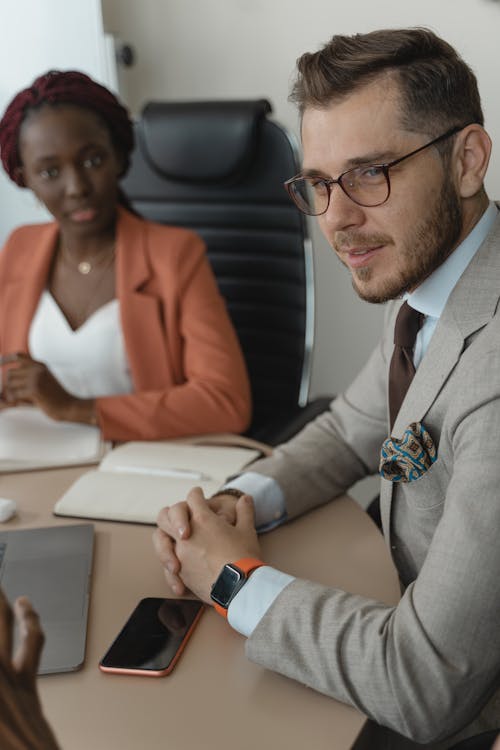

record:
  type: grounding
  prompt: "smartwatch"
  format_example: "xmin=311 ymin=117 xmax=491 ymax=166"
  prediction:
xmin=210 ymin=557 xmax=265 ymax=618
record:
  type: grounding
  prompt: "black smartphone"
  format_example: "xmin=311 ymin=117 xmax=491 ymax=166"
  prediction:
xmin=99 ymin=597 xmax=204 ymax=677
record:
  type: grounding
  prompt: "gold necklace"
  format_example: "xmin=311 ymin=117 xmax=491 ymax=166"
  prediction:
xmin=78 ymin=250 xmax=116 ymax=324
xmin=60 ymin=243 xmax=116 ymax=276
xmin=61 ymin=247 xmax=116 ymax=327
xmin=78 ymin=260 xmax=92 ymax=275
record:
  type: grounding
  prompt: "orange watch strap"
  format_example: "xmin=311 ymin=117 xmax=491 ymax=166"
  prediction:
xmin=213 ymin=557 xmax=265 ymax=619
xmin=213 ymin=601 xmax=230 ymax=618
xmin=233 ymin=557 xmax=266 ymax=574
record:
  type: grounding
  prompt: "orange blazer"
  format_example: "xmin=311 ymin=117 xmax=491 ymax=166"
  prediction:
xmin=0 ymin=208 xmax=251 ymax=441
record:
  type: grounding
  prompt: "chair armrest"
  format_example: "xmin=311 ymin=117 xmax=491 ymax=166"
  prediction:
xmin=248 ymin=395 xmax=333 ymax=446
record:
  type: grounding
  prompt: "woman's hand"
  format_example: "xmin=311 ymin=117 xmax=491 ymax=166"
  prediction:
xmin=0 ymin=353 xmax=95 ymax=424
xmin=0 ymin=589 xmax=61 ymax=750
xmin=1 ymin=353 xmax=71 ymax=414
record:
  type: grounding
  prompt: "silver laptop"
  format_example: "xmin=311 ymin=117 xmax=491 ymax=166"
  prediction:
xmin=0 ymin=523 xmax=94 ymax=674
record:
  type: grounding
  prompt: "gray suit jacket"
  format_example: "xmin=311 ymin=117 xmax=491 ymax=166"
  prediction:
xmin=245 ymin=213 xmax=500 ymax=748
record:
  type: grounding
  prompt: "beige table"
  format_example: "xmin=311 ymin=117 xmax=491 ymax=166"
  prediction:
xmin=0 ymin=466 xmax=400 ymax=750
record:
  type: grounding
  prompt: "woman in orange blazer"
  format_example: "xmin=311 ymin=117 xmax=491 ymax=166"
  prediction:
xmin=0 ymin=71 xmax=251 ymax=441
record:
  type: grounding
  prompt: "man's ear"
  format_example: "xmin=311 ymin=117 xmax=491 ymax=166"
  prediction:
xmin=454 ymin=124 xmax=491 ymax=198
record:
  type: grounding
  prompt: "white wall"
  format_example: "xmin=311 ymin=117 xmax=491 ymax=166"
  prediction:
xmin=102 ymin=0 xmax=500 ymax=406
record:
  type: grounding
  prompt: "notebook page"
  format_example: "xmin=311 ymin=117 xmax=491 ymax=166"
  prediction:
xmin=54 ymin=470 xmax=221 ymax=524
xmin=0 ymin=406 xmax=104 ymax=470
xmin=100 ymin=441 xmax=261 ymax=483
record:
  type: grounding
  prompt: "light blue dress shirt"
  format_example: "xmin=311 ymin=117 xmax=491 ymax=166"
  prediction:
xmin=410 ymin=201 xmax=497 ymax=366
xmin=227 ymin=202 xmax=498 ymax=637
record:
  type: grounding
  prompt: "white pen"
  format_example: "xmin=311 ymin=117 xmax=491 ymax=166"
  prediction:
xmin=110 ymin=465 xmax=211 ymax=480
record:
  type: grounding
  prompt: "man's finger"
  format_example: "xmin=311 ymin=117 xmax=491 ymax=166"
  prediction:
xmin=162 ymin=569 xmax=187 ymax=597
xmin=152 ymin=528 xmax=180 ymax=573
xmin=152 ymin=529 xmax=186 ymax=596
xmin=234 ymin=494 xmax=256 ymax=530
xmin=208 ymin=496 xmax=238 ymax=525
xmin=186 ymin=486 xmax=210 ymax=516
xmin=157 ymin=502 xmax=192 ymax=540
xmin=11 ymin=597 xmax=44 ymax=687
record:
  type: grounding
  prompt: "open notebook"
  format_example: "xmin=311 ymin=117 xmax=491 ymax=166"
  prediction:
xmin=53 ymin=437 xmax=268 ymax=524
xmin=0 ymin=406 xmax=107 ymax=473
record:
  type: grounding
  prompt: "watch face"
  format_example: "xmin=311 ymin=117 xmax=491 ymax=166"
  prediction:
xmin=210 ymin=564 xmax=243 ymax=608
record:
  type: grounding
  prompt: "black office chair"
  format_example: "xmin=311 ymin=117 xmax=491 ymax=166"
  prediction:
xmin=447 ymin=731 xmax=499 ymax=750
xmin=121 ymin=99 xmax=331 ymax=444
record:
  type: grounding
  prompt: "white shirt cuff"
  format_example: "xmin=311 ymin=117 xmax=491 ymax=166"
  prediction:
xmin=224 ymin=472 xmax=286 ymax=532
xmin=227 ymin=565 xmax=295 ymax=637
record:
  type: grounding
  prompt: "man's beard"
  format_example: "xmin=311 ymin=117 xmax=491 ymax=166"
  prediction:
xmin=335 ymin=175 xmax=463 ymax=304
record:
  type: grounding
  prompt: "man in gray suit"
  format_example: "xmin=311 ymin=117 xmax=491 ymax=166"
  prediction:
xmin=1 ymin=26 xmax=498 ymax=750
xmin=154 ymin=27 xmax=500 ymax=749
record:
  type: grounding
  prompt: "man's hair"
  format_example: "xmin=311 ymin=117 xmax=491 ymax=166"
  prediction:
xmin=0 ymin=69 xmax=135 ymax=187
xmin=290 ymin=28 xmax=484 ymax=136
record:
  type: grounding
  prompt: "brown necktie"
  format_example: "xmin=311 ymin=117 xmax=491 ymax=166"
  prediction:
xmin=388 ymin=302 xmax=423 ymax=430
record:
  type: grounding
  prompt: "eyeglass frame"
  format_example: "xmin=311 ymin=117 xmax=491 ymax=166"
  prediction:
xmin=284 ymin=124 xmax=470 ymax=216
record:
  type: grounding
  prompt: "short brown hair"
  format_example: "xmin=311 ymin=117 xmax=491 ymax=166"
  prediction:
xmin=290 ymin=28 xmax=483 ymax=136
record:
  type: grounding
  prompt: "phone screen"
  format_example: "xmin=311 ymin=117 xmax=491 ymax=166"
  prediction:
xmin=99 ymin=597 xmax=204 ymax=676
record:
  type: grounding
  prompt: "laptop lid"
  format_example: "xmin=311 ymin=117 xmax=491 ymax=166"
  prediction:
xmin=0 ymin=523 xmax=94 ymax=674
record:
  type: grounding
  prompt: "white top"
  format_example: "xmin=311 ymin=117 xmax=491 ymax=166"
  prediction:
xmin=28 ymin=291 xmax=133 ymax=399
xmin=227 ymin=201 xmax=499 ymax=638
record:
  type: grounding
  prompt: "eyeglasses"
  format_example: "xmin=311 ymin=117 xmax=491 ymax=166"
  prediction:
xmin=284 ymin=125 xmax=466 ymax=216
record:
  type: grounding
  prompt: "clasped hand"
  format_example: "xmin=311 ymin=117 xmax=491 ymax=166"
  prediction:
xmin=153 ymin=487 xmax=262 ymax=602
xmin=0 ymin=353 xmax=74 ymax=420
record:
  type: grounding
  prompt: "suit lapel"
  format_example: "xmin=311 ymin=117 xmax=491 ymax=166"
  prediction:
xmin=2 ymin=224 xmax=57 ymax=353
xmin=115 ymin=209 xmax=173 ymax=390
xmin=382 ymin=210 xmax=500 ymax=541
xmin=392 ymin=211 xmax=500 ymax=436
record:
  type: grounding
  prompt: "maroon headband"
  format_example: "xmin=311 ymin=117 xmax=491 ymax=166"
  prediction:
xmin=0 ymin=70 xmax=134 ymax=187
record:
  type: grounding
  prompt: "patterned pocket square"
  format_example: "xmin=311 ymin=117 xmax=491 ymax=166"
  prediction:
xmin=379 ymin=421 xmax=437 ymax=482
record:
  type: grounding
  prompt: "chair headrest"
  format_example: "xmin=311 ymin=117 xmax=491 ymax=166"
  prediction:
xmin=138 ymin=99 xmax=272 ymax=183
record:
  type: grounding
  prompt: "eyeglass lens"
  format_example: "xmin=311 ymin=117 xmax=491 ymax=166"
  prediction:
xmin=288 ymin=166 xmax=390 ymax=216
